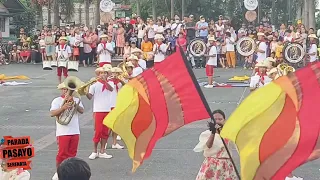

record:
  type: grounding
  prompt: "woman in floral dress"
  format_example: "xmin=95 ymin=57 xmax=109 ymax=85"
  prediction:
xmin=194 ymin=110 xmax=237 ymax=180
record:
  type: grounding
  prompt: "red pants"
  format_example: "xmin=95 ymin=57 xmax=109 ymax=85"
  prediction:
xmin=93 ymin=112 xmax=110 ymax=143
xmin=56 ymin=134 xmax=79 ymax=166
xmin=206 ymin=65 xmax=214 ymax=76
xmin=99 ymin=62 xmax=111 ymax=67
xmin=57 ymin=67 xmax=68 ymax=77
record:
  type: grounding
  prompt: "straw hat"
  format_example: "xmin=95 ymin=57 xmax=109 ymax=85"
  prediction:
xmin=126 ymin=61 xmax=135 ymax=67
xmin=103 ymin=64 xmax=112 ymax=69
xmin=266 ymin=57 xmax=276 ymax=63
xmin=131 ymin=48 xmax=142 ymax=54
xmin=208 ymin=36 xmax=216 ymax=41
xmin=100 ymin=34 xmax=108 ymax=39
xmin=267 ymin=68 xmax=278 ymax=76
xmin=257 ymin=32 xmax=265 ymax=36
xmin=308 ymin=34 xmax=318 ymax=39
xmin=255 ymin=61 xmax=268 ymax=68
xmin=59 ymin=36 xmax=68 ymax=41
xmin=154 ymin=34 xmax=165 ymax=40
xmin=111 ymin=67 xmax=123 ymax=73
xmin=95 ymin=67 xmax=104 ymax=72
xmin=57 ymin=82 xmax=81 ymax=97
xmin=128 ymin=55 xmax=139 ymax=61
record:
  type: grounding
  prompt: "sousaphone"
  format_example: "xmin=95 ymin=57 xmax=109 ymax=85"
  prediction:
xmin=283 ymin=42 xmax=305 ymax=64
xmin=188 ymin=38 xmax=207 ymax=57
xmin=236 ymin=37 xmax=256 ymax=56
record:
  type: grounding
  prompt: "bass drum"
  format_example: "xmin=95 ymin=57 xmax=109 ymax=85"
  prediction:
xmin=236 ymin=37 xmax=256 ymax=56
xmin=51 ymin=60 xmax=58 ymax=67
xmin=283 ymin=42 xmax=305 ymax=64
xmin=58 ymin=61 xmax=68 ymax=68
xmin=68 ymin=61 xmax=79 ymax=72
xmin=188 ymin=39 xmax=207 ymax=57
xmin=43 ymin=61 xmax=52 ymax=70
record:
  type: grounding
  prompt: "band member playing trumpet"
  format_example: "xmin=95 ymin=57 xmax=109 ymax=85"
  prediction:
xmin=256 ymin=32 xmax=267 ymax=63
xmin=204 ymin=37 xmax=217 ymax=88
xmin=97 ymin=34 xmax=114 ymax=67
xmin=50 ymin=81 xmax=84 ymax=180
xmin=86 ymin=66 xmax=114 ymax=160
xmin=307 ymin=34 xmax=318 ymax=64
xmin=131 ymin=48 xmax=146 ymax=70
xmin=128 ymin=55 xmax=143 ymax=77
xmin=153 ymin=34 xmax=167 ymax=65
xmin=56 ymin=37 xmax=72 ymax=84
xmin=249 ymin=61 xmax=272 ymax=92
xmin=125 ymin=61 xmax=135 ymax=79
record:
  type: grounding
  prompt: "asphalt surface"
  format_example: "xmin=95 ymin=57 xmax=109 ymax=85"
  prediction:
xmin=0 ymin=64 xmax=319 ymax=180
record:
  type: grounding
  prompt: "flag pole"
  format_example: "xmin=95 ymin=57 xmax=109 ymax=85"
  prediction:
xmin=179 ymin=47 xmax=241 ymax=180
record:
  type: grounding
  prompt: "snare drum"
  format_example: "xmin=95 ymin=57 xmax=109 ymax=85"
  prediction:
xmin=58 ymin=60 xmax=68 ymax=68
xmin=43 ymin=61 xmax=52 ymax=70
xmin=51 ymin=60 xmax=58 ymax=67
xmin=68 ymin=61 xmax=79 ymax=72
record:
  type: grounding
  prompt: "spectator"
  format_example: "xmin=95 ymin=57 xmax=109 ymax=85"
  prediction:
xmin=57 ymin=157 xmax=91 ymax=180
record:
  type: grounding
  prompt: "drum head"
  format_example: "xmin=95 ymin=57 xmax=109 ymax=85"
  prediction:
xmin=188 ymin=39 xmax=207 ymax=57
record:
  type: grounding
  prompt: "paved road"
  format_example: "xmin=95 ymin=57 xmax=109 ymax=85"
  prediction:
xmin=0 ymin=64 xmax=319 ymax=180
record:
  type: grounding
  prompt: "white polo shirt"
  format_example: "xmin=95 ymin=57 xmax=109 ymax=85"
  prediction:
xmin=50 ymin=97 xmax=84 ymax=137
xmin=207 ymin=46 xmax=217 ymax=66
xmin=110 ymin=80 xmax=123 ymax=108
xmin=256 ymin=42 xmax=267 ymax=63
xmin=153 ymin=44 xmax=167 ymax=63
xmin=97 ymin=43 xmax=113 ymax=63
xmin=132 ymin=67 xmax=143 ymax=77
xmin=88 ymin=81 xmax=115 ymax=112
xmin=250 ymin=75 xmax=272 ymax=89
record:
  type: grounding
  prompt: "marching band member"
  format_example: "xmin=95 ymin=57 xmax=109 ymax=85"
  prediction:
xmin=50 ymin=81 xmax=84 ymax=180
xmin=265 ymin=57 xmax=276 ymax=69
xmin=128 ymin=55 xmax=143 ymax=78
xmin=125 ymin=61 xmax=135 ymax=79
xmin=108 ymin=67 xmax=126 ymax=149
xmin=249 ymin=61 xmax=272 ymax=92
xmin=256 ymin=32 xmax=267 ymax=63
xmin=153 ymin=34 xmax=167 ymax=65
xmin=267 ymin=67 xmax=280 ymax=80
xmin=56 ymin=37 xmax=72 ymax=84
xmin=131 ymin=48 xmax=147 ymax=70
xmin=86 ymin=66 xmax=114 ymax=160
xmin=1 ymin=162 xmax=30 ymax=180
xmin=204 ymin=36 xmax=217 ymax=88
xmin=307 ymin=34 xmax=318 ymax=65
xmin=97 ymin=34 xmax=114 ymax=67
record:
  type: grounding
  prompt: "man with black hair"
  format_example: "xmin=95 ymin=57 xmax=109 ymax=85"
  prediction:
xmin=57 ymin=157 xmax=91 ymax=180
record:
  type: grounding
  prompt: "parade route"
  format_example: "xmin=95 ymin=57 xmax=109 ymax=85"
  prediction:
xmin=0 ymin=64 xmax=319 ymax=180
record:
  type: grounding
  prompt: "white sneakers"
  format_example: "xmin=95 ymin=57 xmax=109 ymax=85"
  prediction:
xmin=89 ymin=152 xmax=112 ymax=160
xmin=116 ymin=135 xmax=121 ymax=140
xmin=285 ymin=176 xmax=303 ymax=180
xmin=52 ymin=172 xmax=58 ymax=180
xmin=204 ymin=84 xmax=214 ymax=88
xmin=112 ymin=143 xmax=124 ymax=149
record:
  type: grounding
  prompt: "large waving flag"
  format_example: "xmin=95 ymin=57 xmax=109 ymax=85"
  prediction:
xmin=221 ymin=62 xmax=320 ymax=180
xmin=104 ymin=48 xmax=211 ymax=172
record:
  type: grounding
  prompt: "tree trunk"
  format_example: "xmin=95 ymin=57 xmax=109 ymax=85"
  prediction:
xmin=95 ymin=0 xmax=101 ymax=27
xmin=152 ymin=0 xmax=156 ymax=21
xmin=53 ymin=0 xmax=60 ymax=26
xmin=136 ymin=0 xmax=141 ymax=16
xmin=85 ymin=0 xmax=90 ymax=27
xmin=171 ymin=0 xmax=174 ymax=19
xmin=181 ymin=0 xmax=185 ymax=18
xmin=47 ymin=0 xmax=52 ymax=25
xmin=308 ymin=0 xmax=316 ymax=29
xmin=271 ymin=0 xmax=276 ymax=25
xmin=303 ymin=0 xmax=309 ymax=28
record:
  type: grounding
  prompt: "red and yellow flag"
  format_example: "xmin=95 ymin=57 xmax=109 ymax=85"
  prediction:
xmin=221 ymin=62 xmax=320 ymax=180
xmin=104 ymin=49 xmax=210 ymax=172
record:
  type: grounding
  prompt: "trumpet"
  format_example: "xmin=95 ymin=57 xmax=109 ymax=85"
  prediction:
xmin=117 ymin=62 xmax=130 ymax=79
xmin=77 ymin=77 xmax=101 ymax=96
xmin=276 ymin=63 xmax=295 ymax=76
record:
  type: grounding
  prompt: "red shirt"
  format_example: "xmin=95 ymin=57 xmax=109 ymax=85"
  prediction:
xmin=176 ymin=38 xmax=187 ymax=51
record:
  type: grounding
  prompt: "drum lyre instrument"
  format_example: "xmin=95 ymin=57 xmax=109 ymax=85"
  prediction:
xmin=236 ymin=37 xmax=256 ymax=56
xmin=56 ymin=76 xmax=82 ymax=126
xmin=43 ymin=61 xmax=52 ymax=70
xmin=58 ymin=55 xmax=68 ymax=68
xmin=276 ymin=63 xmax=295 ymax=76
xmin=68 ymin=61 xmax=79 ymax=72
xmin=283 ymin=42 xmax=305 ymax=64
xmin=188 ymin=38 xmax=207 ymax=57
